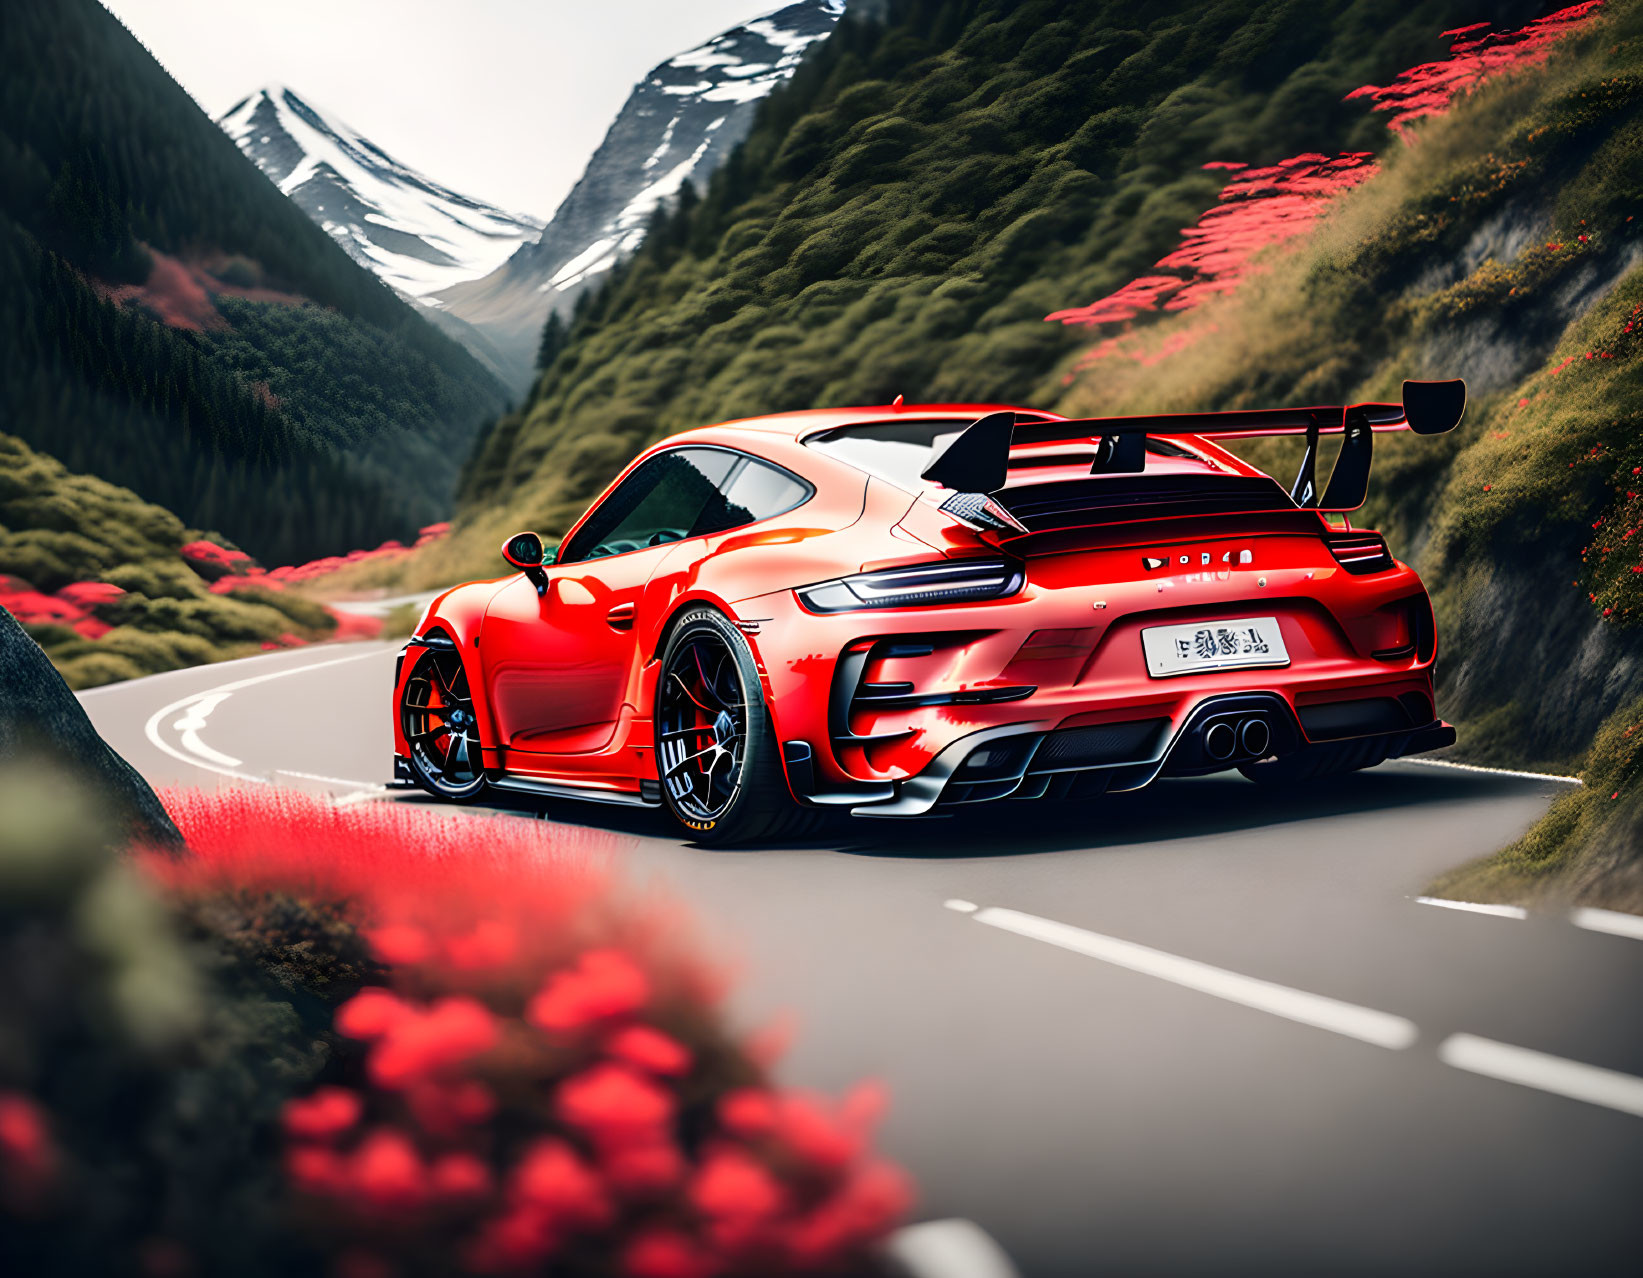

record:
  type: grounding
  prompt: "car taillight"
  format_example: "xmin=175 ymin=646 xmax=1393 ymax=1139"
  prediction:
xmin=1327 ymin=532 xmax=1395 ymax=575
xmin=796 ymin=558 xmax=1024 ymax=613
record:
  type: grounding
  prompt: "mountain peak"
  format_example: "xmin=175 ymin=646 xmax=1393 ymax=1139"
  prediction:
xmin=219 ymin=86 xmax=543 ymax=300
xmin=433 ymin=0 xmax=846 ymax=390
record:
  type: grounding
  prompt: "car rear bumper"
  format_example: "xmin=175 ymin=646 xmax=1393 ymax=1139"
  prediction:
xmin=810 ymin=700 xmax=1455 ymax=817
xmin=739 ymin=555 xmax=1443 ymax=810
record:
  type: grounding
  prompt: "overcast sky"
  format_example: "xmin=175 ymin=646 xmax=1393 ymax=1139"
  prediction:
xmin=100 ymin=0 xmax=776 ymax=217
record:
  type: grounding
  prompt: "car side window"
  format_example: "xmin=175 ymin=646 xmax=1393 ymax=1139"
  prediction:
xmin=718 ymin=457 xmax=811 ymax=525
xmin=558 ymin=449 xmax=814 ymax=564
xmin=558 ymin=448 xmax=740 ymax=563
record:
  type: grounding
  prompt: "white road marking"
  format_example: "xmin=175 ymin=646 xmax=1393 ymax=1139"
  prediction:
xmin=885 ymin=1218 xmax=1022 ymax=1278
xmin=1438 ymin=1034 xmax=1643 ymax=1119
xmin=142 ymin=649 xmax=387 ymax=783
xmin=944 ymin=898 xmax=979 ymax=914
xmin=173 ymin=693 xmax=242 ymax=767
xmin=959 ymin=905 xmax=1419 ymax=1050
xmin=1401 ymin=757 xmax=1582 ymax=785
xmin=1415 ymin=896 xmax=1527 ymax=919
xmin=1571 ymin=907 xmax=1643 ymax=942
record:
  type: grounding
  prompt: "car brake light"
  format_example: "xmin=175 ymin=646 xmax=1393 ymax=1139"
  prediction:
xmin=796 ymin=558 xmax=1024 ymax=613
xmin=1326 ymin=532 xmax=1395 ymax=574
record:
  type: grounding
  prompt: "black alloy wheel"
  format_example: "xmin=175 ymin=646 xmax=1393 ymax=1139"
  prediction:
xmin=655 ymin=609 xmax=822 ymax=844
xmin=400 ymin=646 xmax=487 ymax=800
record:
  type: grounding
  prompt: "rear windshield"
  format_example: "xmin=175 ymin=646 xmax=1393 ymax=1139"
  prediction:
xmin=805 ymin=417 xmax=1195 ymax=490
xmin=805 ymin=419 xmax=992 ymax=490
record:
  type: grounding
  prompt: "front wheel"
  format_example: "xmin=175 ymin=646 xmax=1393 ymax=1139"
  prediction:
xmin=655 ymin=609 xmax=821 ymax=845
xmin=399 ymin=645 xmax=487 ymax=801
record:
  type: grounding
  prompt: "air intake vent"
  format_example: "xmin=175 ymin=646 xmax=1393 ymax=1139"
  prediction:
xmin=1326 ymin=532 xmax=1395 ymax=574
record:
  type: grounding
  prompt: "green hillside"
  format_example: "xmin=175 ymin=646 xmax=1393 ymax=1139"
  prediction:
xmin=1063 ymin=6 xmax=1643 ymax=904
xmin=0 ymin=434 xmax=336 ymax=689
xmin=0 ymin=0 xmax=507 ymax=565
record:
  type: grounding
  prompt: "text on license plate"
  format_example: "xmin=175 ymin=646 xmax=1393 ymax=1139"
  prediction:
xmin=1141 ymin=616 xmax=1290 ymax=678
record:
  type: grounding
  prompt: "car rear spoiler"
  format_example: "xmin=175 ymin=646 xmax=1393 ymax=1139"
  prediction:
xmin=920 ymin=379 xmax=1466 ymax=511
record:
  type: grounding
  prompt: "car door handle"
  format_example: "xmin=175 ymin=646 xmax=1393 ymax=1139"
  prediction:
xmin=606 ymin=602 xmax=637 ymax=630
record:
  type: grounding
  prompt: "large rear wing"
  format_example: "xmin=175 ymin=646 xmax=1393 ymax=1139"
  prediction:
xmin=921 ymin=379 xmax=1466 ymax=511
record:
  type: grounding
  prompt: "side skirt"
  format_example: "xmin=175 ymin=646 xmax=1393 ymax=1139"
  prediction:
xmin=487 ymin=773 xmax=662 ymax=808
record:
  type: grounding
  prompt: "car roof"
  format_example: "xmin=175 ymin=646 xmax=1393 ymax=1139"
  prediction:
xmin=673 ymin=403 xmax=1051 ymax=442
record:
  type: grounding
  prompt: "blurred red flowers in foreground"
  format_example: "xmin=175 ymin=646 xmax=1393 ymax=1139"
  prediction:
xmin=145 ymin=790 xmax=910 ymax=1277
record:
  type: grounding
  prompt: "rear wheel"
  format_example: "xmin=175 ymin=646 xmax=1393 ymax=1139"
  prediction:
xmin=655 ymin=609 xmax=822 ymax=845
xmin=400 ymin=646 xmax=487 ymax=801
xmin=1238 ymin=736 xmax=1392 ymax=785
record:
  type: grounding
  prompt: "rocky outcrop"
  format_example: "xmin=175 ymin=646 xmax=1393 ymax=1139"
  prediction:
xmin=0 ymin=606 xmax=181 ymax=850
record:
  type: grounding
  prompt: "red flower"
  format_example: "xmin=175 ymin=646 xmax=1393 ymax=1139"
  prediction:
xmin=785 ymin=1160 xmax=914 ymax=1265
xmin=283 ymin=1087 xmax=363 ymax=1142
xmin=286 ymin=1144 xmax=349 ymax=1197
xmin=607 ymin=1025 xmax=691 ymax=1077
xmin=444 ymin=919 xmax=519 ymax=971
xmin=368 ymin=997 xmax=500 ymax=1090
xmin=430 ymin=1152 xmax=492 ymax=1201
xmin=602 ymin=1137 xmax=686 ymax=1197
xmin=0 ymin=1092 xmax=57 ymax=1197
xmin=622 ymin=1228 xmax=718 ymax=1278
xmin=772 ymin=1094 xmax=860 ymax=1171
xmin=350 ymin=1129 xmax=430 ymax=1213
xmin=718 ymin=1089 xmax=778 ymax=1139
xmin=556 ymin=1063 xmax=674 ymax=1150
xmin=336 ymin=988 xmax=414 ymax=1040
xmin=527 ymin=949 xmax=649 ymax=1032
xmin=509 ymin=1138 xmax=612 ymax=1230
xmin=689 ymin=1145 xmax=786 ymax=1222
xmin=405 ymin=1078 xmax=495 ymax=1136
xmin=366 ymin=923 xmax=433 ymax=965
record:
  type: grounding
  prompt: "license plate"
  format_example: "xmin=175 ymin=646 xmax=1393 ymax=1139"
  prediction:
xmin=1141 ymin=616 xmax=1289 ymax=678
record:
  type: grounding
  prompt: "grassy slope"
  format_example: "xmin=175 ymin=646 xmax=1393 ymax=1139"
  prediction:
xmin=1056 ymin=5 xmax=1643 ymax=904
xmin=0 ymin=434 xmax=334 ymax=688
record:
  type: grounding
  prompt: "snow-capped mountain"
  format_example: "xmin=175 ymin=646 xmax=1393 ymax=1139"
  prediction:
xmin=436 ymin=0 xmax=845 ymax=390
xmin=219 ymin=86 xmax=544 ymax=301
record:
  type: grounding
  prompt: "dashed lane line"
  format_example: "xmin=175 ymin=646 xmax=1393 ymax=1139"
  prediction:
xmin=1415 ymin=897 xmax=1643 ymax=941
xmin=1571 ymin=907 xmax=1643 ymax=943
xmin=948 ymin=901 xmax=1420 ymax=1050
xmin=949 ymin=901 xmax=1643 ymax=1120
xmin=1414 ymin=897 xmax=1528 ymax=920
xmin=1439 ymin=1034 xmax=1643 ymax=1119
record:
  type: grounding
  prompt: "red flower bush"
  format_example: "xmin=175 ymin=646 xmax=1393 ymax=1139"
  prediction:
xmin=145 ymin=790 xmax=909 ymax=1276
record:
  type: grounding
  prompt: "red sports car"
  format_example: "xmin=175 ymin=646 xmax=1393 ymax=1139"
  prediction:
xmin=392 ymin=383 xmax=1464 ymax=842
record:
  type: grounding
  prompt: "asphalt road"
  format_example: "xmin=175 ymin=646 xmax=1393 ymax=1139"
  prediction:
xmin=80 ymin=641 xmax=1643 ymax=1277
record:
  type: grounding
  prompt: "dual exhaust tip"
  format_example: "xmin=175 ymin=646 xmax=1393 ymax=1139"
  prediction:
xmin=1204 ymin=715 xmax=1271 ymax=762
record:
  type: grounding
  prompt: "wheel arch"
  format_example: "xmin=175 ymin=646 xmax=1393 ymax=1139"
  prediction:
xmin=403 ymin=584 xmax=499 ymax=753
xmin=644 ymin=593 xmax=793 ymax=760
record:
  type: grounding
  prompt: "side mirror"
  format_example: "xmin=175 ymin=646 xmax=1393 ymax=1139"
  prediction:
xmin=501 ymin=532 xmax=550 ymax=595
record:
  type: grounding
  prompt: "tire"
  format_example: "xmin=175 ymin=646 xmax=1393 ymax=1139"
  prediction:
xmin=1238 ymin=735 xmax=1392 ymax=785
xmin=400 ymin=645 xmax=488 ymax=801
xmin=655 ymin=608 xmax=824 ymax=845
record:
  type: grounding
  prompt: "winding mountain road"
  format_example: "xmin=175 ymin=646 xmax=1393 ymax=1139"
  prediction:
xmin=80 ymin=641 xmax=1643 ymax=1276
